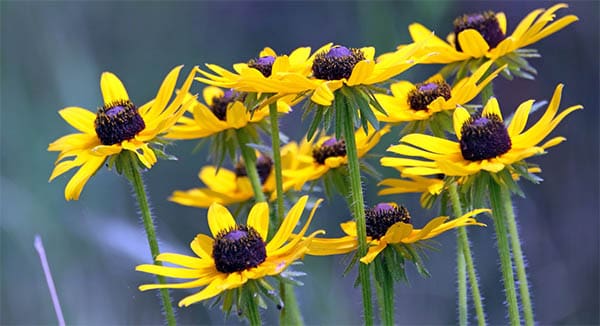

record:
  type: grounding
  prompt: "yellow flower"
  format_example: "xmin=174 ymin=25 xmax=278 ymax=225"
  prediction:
xmin=409 ymin=3 xmax=578 ymax=63
xmin=195 ymin=45 xmax=328 ymax=94
xmin=287 ymin=124 xmax=390 ymax=187
xmin=136 ymin=196 xmax=323 ymax=307
xmin=305 ymin=203 xmax=487 ymax=264
xmin=375 ymin=60 xmax=504 ymax=123
xmin=165 ymin=86 xmax=292 ymax=140
xmin=170 ymin=144 xmax=303 ymax=208
xmin=381 ymin=84 xmax=581 ymax=177
xmin=48 ymin=66 xmax=197 ymax=200
xmin=293 ymin=43 xmax=427 ymax=106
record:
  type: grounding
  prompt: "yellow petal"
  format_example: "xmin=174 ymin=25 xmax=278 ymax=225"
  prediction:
xmin=457 ymin=29 xmax=489 ymax=58
xmin=226 ymin=102 xmax=249 ymax=129
xmin=401 ymin=134 xmax=460 ymax=154
xmin=453 ymin=107 xmax=471 ymax=139
xmin=346 ymin=60 xmax=375 ymax=86
xmin=203 ymin=86 xmax=224 ymax=106
xmin=150 ymin=65 xmax=183 ymax=120
xmin=156 ymin=253 xmax=207 ymax=269
xmin=340 ymin=221 xmax=357 ymax=237
xmin=266 ymin=195 xmax=308 ymax=253
xmin=359 ymin=241 xmax=387 ymax=264
xmin=507 ymin=100 xmax=534 ymax=137
xmin=207 ymin=203 xmax=236 ymax=237
xmin=135 ymin=264 xmax=202 ymax=279
xmin=191 ymin=234 xmax=214 ymax=259
xmin=100 ymin=72 xmax=129 ymax=103
xmin=496 ymin=12 xmax=507 ymax=34
xmin=482 ymin=97 xmax=503 ymax=120
xmin=247 ymin=202 xmax=270 ymax=241
xmin=64 ymin=155 xmax=105 ymax=201
xmin=305 ymin=236 xmax=358 ymax=256
xmin=384 ymin=222 xmax=413 ymax=243
xmin=58 ymin=107 xmax=96 ymax=134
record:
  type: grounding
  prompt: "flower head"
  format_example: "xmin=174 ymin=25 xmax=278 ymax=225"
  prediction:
xmin=287 ymin=124 xmax=390 ymax=188
xmin=136 ymin=196 xmax=323 ymax=307
xmin=409 ymin=3 xmax=578 ymax=63
xmin=375 ymin=61 xmax=504 ymax=123
xmin=48 ymin=66 xmax=197 ymax=200
xmin=165 ymin=86 xmax=291 ymax=140
xmin=195 ymin=46 xmax=326 ymax=94
xmin=170 ymin=145 xmax=302 ymax=208
xmin=305 ymin=203 xmax=487 ymax=264
xmin=381 ymin=84 xmax=581 ymax=178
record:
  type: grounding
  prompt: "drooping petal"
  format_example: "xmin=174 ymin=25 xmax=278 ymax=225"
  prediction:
xmin=359 ymin=241 xmax=387 ymax=264
xmin=64 ymin=154 xmax=105 ymax=201
xmin=266 ymin=195 xmax=308 ymax=253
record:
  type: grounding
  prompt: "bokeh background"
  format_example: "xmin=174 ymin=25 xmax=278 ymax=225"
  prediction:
xmin=1 ymin=1 xmax=598 ymax=325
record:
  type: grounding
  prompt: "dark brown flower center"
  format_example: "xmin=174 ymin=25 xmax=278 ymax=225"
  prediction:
xmin=235 ymin=156 xmax=273 ymax=184
xmin=210 ymin=89 xmax=242 ymax=121
xmin=312 ymin=46 xmax=365 ymax=81
xmin=407 ymin=81 xmax=452 ymax=111
xmin=212 ymin=225 xmax=267 ymax=273
xmin=312 ymin=138 xmax=347 ymax=164
xmin=248 ymin=56 xmax=276 ymax=77
xmin=459 ymin=113 xmax=512 ymax=161
xmin=94 ymin=100 xmax=145 ymax=145
xmin=453 ymin=11 xmax=506 ymax=52
xmin=365 ymin=203 xmax=411 ymax=240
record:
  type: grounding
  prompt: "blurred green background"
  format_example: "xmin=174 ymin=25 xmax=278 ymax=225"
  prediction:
xmin=1 ymin=1 xmax=598 ymax=324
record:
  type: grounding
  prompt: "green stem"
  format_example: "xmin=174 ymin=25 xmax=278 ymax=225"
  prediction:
xmin=489 ymin=181 xmax=521 ymax=325
xmin=341 ymin=95 xmax=373 ymax=326
xmin=268 ymin=102 xmax=285 ymax=225
xmin=496 ymin=182 xmax=535 ymax=325
xmin=236 ymin=128 xmax=266 ymax=203
xmin=124 ymin=152 xmax=176 ymax=326
xmin=373 ymin=258 xmax=397 ymax=326
xmin=449 ymin=183 xmax=486 ymax=326
xmin=243 ymin=283 xmax=262 ymax=326
xmin=279 ymin=282 xmax=304 ymax=326
xmin=457 ymin=237 xmax=468 ymax=326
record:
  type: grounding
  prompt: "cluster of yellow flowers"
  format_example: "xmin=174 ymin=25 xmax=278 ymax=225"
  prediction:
xmin=48 ymin=3 xmax=580 ymax=325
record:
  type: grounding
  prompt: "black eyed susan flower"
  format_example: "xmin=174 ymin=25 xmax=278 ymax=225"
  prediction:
xmin=381 ymin=84 xmax=581 ymax=178
xmin=375 ymin=60 xmax=504 ymax=124
xmin=136 ymin=195 xmax=323 ymax=308
xmin=298 ymin=43 xmax=427 ymax=106
xmin=286 ymin=124 xmax=390 ymax=189
xmin=48 ymin=66 xmax=197 ymax=200
xmin=409 ymin=3 xmax=578 ymax=64
xmin=170 ymin=147 xmax=302 ymax=208
xmin=305 ymin=202 xmax=487 ymax=264
xmin=195 ymin=46 xmax=328 ymax=94
xmin=165 ymin=86 xmax=292 ymax=140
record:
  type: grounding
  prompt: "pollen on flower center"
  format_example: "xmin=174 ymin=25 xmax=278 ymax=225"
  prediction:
xmin=94 ymin=99 xmax=145 ymax=145
xmin=453 ymin=11 xmax=506 ymax=51
xmin=210 ymin=89 xmax=241 ymax=121
xmin=312 ymin=137 xmax=347 ymax=164
xmin=407 ymin=81 xmax=452 ymax=111
xmin=312 ymin=45 xmax=365 ymax=81
xmin=212 ymin=225 xmax=267 ymax=273
xmin=248 ymin=56 xmax=276 ymax=77
xmin=459 ymin=113 xmax=512 ymax=161
xmin=365 ymin=203 xmax=411 ymax=240
xmin=235 ymin=155 xmax=274 ymax=184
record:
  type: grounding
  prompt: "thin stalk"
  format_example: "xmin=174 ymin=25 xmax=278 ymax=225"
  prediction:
xmin=489 ymin=181 xmax=521 ymax=325
xmin=449 ymin=183 xmax=486 ymax=326
xmin=457 ymin=238 xmax=468 ymax=326
xmin=279 ymin=282 xmax=304 ymax=326
xmin=380 ymin=263 xmax=394 ymax=325
xmin=497 ymin=183 xmax=535 ymax=325
xmin=235 ymin=128 xmax=266 ymax=203
xmin=124 ymin=152 xmax=176 ymax=326
xmin=268 ymin=102 xmax=285 ymax=224
xmin=243 ymin=283 xmax=262 ymax=326
xmin=341 ymin=95 xmax=373 ymax=326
